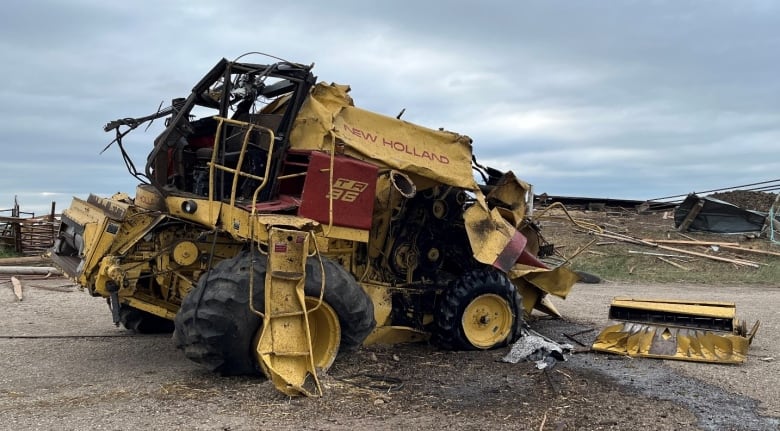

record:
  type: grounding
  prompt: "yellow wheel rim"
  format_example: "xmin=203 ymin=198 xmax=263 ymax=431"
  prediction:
xmin=305 ymin=297 xmax=341 ymax=369
xmin=253 ymin=297 xmax=341 ymax=373
xmin=461 ymin=293 xmax=513 ymax=349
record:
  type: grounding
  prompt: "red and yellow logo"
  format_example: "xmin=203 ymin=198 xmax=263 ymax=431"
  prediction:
xmin=327 ymin=178 xmax=369 ymax=203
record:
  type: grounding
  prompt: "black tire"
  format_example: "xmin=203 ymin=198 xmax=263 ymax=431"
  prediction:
xmin=119 ymin=306 xmax=174 ymax=333
xmin=574 ymin=270 xmax=602 ymax=284
xmin=173 ymin=251 xmax=375 ymax=376
xmin=302 ymin=257 xmax=376 ymax=352
xmin=432 ymin=268 xmax=523 ymax=351
xmin=173 ymin=252 xmax=264 ymax=375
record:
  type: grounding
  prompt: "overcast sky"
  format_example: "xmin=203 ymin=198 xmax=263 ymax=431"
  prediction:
xmin=1 ymin=0 xmax=778 ymax=215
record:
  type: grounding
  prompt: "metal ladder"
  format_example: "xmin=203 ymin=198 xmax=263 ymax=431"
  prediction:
xmin=254 ymin=227 xmax=321 ymax=396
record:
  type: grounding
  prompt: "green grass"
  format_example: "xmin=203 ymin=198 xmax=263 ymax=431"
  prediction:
xmin=571 ymin=247 xmax=780 ymax=285
xmin=0 ymin=246 xmax=20 ymax=258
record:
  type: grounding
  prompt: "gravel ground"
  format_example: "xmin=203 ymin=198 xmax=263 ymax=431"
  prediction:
xmin=1 ymin=277 xmax=778 ymax=430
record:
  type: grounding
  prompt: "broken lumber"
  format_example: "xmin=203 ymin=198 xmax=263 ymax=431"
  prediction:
xmin=591 ymin=230 xmax=657 ymax=247
xmin=628 ymin=250 xmax=690 ymax=259
xmin=643 ymin=239 xmax=741 ymax=247
xmin=676 ymin=232 xmax=697 ymax=241
xmin=720 ymin=245 xmax=780 ymax=257
xmin=647 ymin=238 xmax=780 ymax=257
xmin=0 ymin=266 xmax=62 ymax=276
xmin=677 ymin=198 xmax=704 ymax=232
xmin=584 ymin=227 xmax=763 ymax=268
xmin=0 ymin=256 xmax=49 ymax=266
xmin=657 ymin=257 xmax=690 ymax=271
xmin=11 ymin=276 xmax=22 ymax=300
xmin=656 ymin=245 xmax=759 ymax=268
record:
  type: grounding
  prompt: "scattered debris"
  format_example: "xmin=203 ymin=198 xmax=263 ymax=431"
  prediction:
xmin=502 ymin=328 xmax=573 ymax=369
xmin=675 ymin=194 xmax=770 ymax=234
xmin=582 ymin=228 xmax=763 ymax=268
xmin=645 ymin=239 xmax=740 ymax=247
xmin=628 ymin=250 xmax=690 ymax=259
xmin=592 ymin=297 xmax=759 ymax=364
xmin=655 ymin=244 xmax=759 ymax=268
xmin=719 ymin=245 xmax=780 ymax=257
xmin=562 ymin=328 xmax=595 ymax=346
xmin=11 ymin=276 xmax=22 ymax=301
xmin=656 ymin=257 xmax=690 ymax=271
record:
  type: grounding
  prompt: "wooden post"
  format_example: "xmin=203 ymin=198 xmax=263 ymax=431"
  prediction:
xmin=677 ymin=199 xmax=705 ymax=233
xmin=11 ymin=276 xmax=23 ymax=300
xmin=0 ymin=266 xmax=62 ymax=276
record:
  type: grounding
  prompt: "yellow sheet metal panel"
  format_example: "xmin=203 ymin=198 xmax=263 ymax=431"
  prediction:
xmin=166 ymin=196 xmax=221 ymax=227
xmin=361 ymin=283 xmax=393 ymax=327
xmin=485 ymin=172 xmax=531 ymax=228
xmin=115 ymin=213 xmax=165 ymax=256
xmin=610 ymin=298 xmax=736 ymax=319
xmin=612 ymin=296 xmax=737 ymax=308
xmin=333 ymin=107 xmax=476 ymax=189
xmin=593 ymin=322 xmax=751 ymax=364
xmin=291 ymin=82 xmax=478 ymax=190
xmin=464 ymin=203 xmax=518 ymax=267
xmin=523 ymin=265 xmax=579 ymax=299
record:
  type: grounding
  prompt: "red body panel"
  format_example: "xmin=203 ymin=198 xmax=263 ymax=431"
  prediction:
xmin=298 ymin=152 xmax=377 ymax=230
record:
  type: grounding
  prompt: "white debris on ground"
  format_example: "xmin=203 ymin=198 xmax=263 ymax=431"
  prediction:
xmin=502 ymin=328 xmax=573 ymax=370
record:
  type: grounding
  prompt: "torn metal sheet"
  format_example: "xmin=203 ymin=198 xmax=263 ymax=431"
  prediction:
xmin=675 ymin=194 xmax=768 ymax=234
xmin=593 ymin=297 xmax=759 ymax=364
xmin=502 ymin=328 xmax=573 ymax=369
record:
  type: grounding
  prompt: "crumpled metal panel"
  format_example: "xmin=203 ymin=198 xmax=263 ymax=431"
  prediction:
xmin=593 ymin=298 xmax=759 ymax=364
xmin=290 ymin=82 xmax=477 ymax=190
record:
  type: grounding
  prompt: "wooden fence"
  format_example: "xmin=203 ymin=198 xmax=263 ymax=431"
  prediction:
xmin=0 ymin=201 xmax=60 ymax=256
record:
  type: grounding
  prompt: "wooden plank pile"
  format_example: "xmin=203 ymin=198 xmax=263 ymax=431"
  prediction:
xmin=0 ymin=201 xmax=60 ymax=256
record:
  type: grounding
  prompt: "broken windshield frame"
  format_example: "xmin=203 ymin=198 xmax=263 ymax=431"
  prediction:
xmin=141 ymin=58 xmax=316 ymax=200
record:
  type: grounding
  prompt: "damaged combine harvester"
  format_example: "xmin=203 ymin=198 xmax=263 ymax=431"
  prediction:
xmin=50 ymin=55 xmax=579 ymax=396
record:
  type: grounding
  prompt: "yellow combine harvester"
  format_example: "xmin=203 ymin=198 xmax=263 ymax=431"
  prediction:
xmin=51 ymin=54 xmax=578 ymax=396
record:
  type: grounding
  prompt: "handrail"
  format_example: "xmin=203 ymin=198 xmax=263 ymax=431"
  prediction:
xmin=209 ymin=116 xmax=276 ymax=207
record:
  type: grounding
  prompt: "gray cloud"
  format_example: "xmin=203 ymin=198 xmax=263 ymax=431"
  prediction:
xmin=1 ymin=0 xmax=779 ymax=214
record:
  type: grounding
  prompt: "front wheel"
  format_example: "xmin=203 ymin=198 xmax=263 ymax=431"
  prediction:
xmin=433 ymin=269 xmax=523 ymax=350
xmin=173 ymin=251 xmax=375 ymax=376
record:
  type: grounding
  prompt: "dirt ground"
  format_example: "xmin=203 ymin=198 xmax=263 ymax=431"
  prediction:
xmin=1 ymin=276 xmax=778 ymax=431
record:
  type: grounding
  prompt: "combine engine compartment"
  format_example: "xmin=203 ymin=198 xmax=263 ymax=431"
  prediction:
xmin=382 ymin=185 xmax=476 ymax=284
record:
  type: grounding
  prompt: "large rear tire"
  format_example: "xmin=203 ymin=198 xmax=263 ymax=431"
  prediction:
xmin=432 ymin=269 xmax=523 ymax=350
xmin=173 ymin=251 xmax=374 ymax=376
